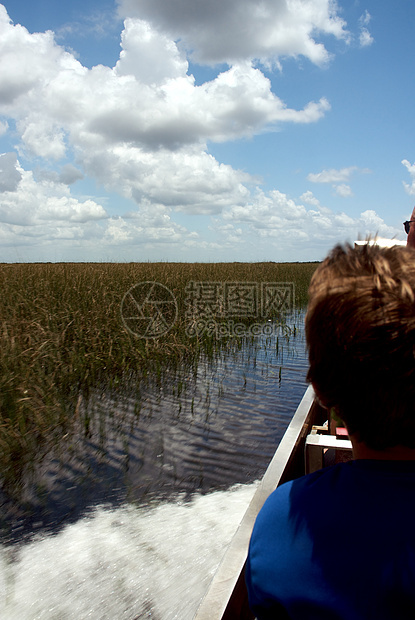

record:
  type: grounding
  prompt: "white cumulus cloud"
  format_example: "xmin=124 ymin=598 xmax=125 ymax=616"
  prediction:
xmin=358 ymin=10 xmax=374 ymax=48
xmin=0 ymin=156 xmax=107 ymax=227
xmin=307 ymin=166 xmax=358 ymax=184
xmin=307 ymin=165 xmax=370 ymax=197
xmin=402 ymin=159 xmax=415 ymax=195
xmin=117 ymin=0 xmax=349 ymax=66
xmin=0 ymin=152 xmax=22 ymax=192
xmin=0 ymin=2 xmax=397 ymax=261
xmin=334 ymin=183 xmax=353 ymax=197
xmin=220 ymin=189 xmax=400 ymax=259
xmin=0 ymin=4 xmax=333 ymax=217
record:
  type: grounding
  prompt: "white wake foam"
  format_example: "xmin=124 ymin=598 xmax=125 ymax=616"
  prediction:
xmin=0 ymin=482 xmax=257 ymax=620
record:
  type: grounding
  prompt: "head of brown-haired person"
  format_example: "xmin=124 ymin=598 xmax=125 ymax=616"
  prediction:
xmin=306 ymin=242 xmax=415 ymax=459
xmin=405 ymin=206 xmax=415 ymax=249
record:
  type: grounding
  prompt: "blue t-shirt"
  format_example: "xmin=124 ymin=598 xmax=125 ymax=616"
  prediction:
xmin=246 ymin=460 xmax=415 ymax=619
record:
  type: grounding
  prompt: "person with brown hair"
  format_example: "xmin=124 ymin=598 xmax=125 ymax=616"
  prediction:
xmin=246 ymin=242 xmax=415 ymax=620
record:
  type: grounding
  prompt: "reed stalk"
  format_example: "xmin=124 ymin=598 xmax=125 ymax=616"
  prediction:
xmin=0 ymin=261 xmax=317 ymax=494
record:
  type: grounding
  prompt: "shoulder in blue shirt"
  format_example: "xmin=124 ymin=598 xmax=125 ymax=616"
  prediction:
xmin=246 ymin=460 xmax=415 ymax=620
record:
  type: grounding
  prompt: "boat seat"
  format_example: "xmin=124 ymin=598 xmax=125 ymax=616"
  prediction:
xmin=305 ymin=427 xmax=353 ymax=474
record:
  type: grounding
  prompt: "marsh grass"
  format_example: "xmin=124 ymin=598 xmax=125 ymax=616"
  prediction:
xmin=0 ymin=261 xmax=317 ymax=495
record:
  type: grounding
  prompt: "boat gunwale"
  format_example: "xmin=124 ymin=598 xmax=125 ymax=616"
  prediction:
xmin=194 ymin=385 xmax=320 ymax=620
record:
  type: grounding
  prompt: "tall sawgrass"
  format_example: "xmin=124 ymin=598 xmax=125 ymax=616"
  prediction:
xmin=0 ymin=261 xmax=317 ymax=494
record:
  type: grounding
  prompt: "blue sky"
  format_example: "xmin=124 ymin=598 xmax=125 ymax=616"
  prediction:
xmin=0 ymin=0 xmax=413 ymax=262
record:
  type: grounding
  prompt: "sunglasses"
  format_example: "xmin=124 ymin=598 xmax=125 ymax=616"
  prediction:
xmin=404 ymin=221 xmax=415 ymax=234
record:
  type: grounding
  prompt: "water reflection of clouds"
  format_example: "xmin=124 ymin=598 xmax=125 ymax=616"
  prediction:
xmin=1 ymin=310 xmax=309 ymax=543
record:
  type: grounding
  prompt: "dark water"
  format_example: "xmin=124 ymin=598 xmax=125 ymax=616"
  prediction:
xmin=1 ymin=312 xmax=309 ymax=544
xmin=0 ymin=311 xmax=310 ymax=619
